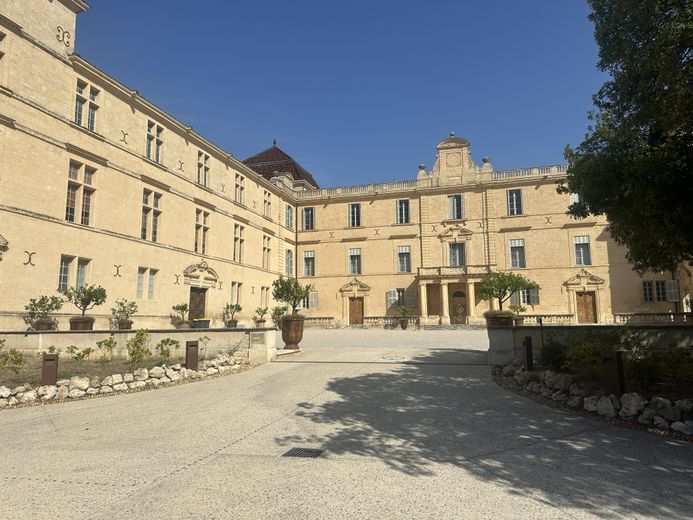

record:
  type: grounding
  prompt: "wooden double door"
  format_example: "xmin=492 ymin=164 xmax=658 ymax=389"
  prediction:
xmin=349 ymin=297 xmax=364 ymax=325
xmin=576 ymin=291 xmax=597 ymax=323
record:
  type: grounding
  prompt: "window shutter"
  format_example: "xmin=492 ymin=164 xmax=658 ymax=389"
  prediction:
xmin=665 ymin=280 xmax=680 ymax=302
xmin=405 ymin=289 xmax=416 ymax=308
xmin=448 ymin=196 xmax=454 ymax=219
xmin=309 ymin=290 xmax=318 ymax=310
xmin=386 ymin=289 xmax=398 ymax=308
xmin=529 ymin=288 xmax=540 ymax=306
xmin=510 ymin=292 xmax=520 ymax=306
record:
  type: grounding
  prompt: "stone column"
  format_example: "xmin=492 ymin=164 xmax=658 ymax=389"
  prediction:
xmin=419 ymin=282 xmax=428 ymax=323
xmin=440 ymin=282 xmax=450 ymax=325
xmin=466 ymin=281 xmax=476 ymax=320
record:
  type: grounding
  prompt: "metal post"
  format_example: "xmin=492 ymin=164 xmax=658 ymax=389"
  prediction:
xmin=41 ymin=353 xmax=59 ymax=386
xmin=603 ymin=350 xmax=625 ymax=396
xmin=523 ymin=336 xmax=533 ymax=371
xmin=185 ymin=341 xmax=199 ymax=371
xmin=538 ymin=316 xmax=545 ymax=353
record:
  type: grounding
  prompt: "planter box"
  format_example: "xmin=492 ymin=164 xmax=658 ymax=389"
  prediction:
xmin=484 ymin=314 xmax=514 ymax=327
xmin=32 ymin=318 xmax=57 ymax=331
xmin=192 ymin=319 xmax=210 ymax=329
xmin=224 ymin=319 xmax=238 ymax=329
xmin=116 ymin=319 xmax=133 ymax=330
xmin=69 ymin=317 xmax=95 ymax=331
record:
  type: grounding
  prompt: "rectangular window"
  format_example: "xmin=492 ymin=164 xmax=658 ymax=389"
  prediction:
xmin=147 ymin=269 xmax=157 ymax=299
xmin=511 ymin=288 xmax=540 ymax=307
xmin=146 ymin=120 xmax=164 ymax=164
xmin=87 ymin=102 xmax=97 ymax=132
xmin=233 ymin=224 xmax=245 ymax=263
xmin=665 ymin=280 xmax=680 ymax=302
xmin=642 ymin=281 xmax=653 ymax=302
xmin=75 ymin=81 xmax=99 ymax=132
xmin=302 ymin=290 xmax=319 ymax=310
xmin=261 ymin=286 xmax=270 ymax=307
xmin=285 ymin=205 xmax=294 ymax=229
xmin=348 ymin=248 xmax=362 ymax=275
xmin=76 ymin=259 xmax=89 ymax=289
xmin=510 ymin=238 xmax=526 ymax=268
xmin=136 ymin=267 xmax=146 ymax=299
xmin=570 ymin=193 xmax=582 ymax=205
xmin=348 ymin=203 xmax=361 ymax=227
xmin=304 ymin=251 xmax=315 ymax=276
xmin=264 ymin=191 xmax=272 ymax=218
xmin=197 ymin=151 xmax=209 ymax=187
xmin=449 ymin=242 xmax=466 ymax=267
xmin=285 ymin=249 xmax=293 ymax=275
xmin=397 ymin=245 xmax=411 ymax=273
xmin=655 ymin=281 xmax=666 ymax=302
xmin=234 ymin=174 xmax=245 ymax=205
xmin=448 ymin=195 xmax=464 ymax=220
xmin=302 ymin=207 xmax=315 ymax=230
xmin=396 ymin=199 xmax=410 ymax=224
xmin=230 ymin=281 xmax=243 ymax=305
xmin=58 ymin=255 xmax=73 ymax=292
xmin=65 ymin=161 xmax=96 ymax=226
xmin=574 ymin=235 xmax=591 ymax=265
xmin=262 ymin=235 xmax=271 ymax=270
xmin=74 ymin=96 xmax=85 ymax=126
xmin=507 ymin=189 xmax=523 ymax=216
xmin=141 ymin=189 xmax=161 ymax=242
xmin=195 ymin=209 xmax=210 ymax=254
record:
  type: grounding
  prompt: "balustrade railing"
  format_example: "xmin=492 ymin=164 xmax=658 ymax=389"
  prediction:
xmin=613 ymin=313 xmax=692 ymax=325
xmin=521 ymin=314 xmax=575 ymax=325
xmin=362 ymin=316 xmax=420 ymax=329
xmin=417 ymin=265 xmax=491 ymax=278
xmin=303 ymin=317 xmax=337 ymax=328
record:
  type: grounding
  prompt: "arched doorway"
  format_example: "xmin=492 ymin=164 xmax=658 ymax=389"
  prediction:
xmin=451 ymin=290 xmax=467 ymax=324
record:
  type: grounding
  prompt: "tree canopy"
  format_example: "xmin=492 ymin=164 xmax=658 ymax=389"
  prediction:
xmin=478 ymin=272 xmax=539 ymax=311
xmin=561 ymin=0 xmax=693 ymax=273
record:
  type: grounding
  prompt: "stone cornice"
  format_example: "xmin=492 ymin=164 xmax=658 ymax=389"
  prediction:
xmin=58 ymin=0 xmax=90 ymax=13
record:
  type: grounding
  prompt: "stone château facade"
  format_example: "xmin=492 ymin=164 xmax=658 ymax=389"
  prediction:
xmin=0 ymin=1 xmax=685 ymax=330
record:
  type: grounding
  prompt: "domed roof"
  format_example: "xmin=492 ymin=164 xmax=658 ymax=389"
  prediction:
xmin=437 ymin=131 xmax=470 ymax=149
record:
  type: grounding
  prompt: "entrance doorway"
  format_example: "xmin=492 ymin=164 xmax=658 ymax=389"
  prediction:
xmin=576 ymin=291 xmax=597 ymax=323
xmin=450 ymin=290 xmax=467 ymax=324
xmin=349 ymin=297 xmax=364 ymax=325
xmin=189 ymin=287 xmax=207 ymax=321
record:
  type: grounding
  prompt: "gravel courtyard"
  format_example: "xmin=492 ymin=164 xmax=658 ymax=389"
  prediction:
xmin=1 ymin=328 xmax=691 ymax=519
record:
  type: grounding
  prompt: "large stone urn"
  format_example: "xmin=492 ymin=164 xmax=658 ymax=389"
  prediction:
xmin=281 ymin=314 xmax=305 ymax=350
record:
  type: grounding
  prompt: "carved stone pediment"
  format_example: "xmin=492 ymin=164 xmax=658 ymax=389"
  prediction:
xmin=183 ymin=261 xmax=219 ymax=288
xmin=339 ymin=278 xmax=371 ymax=294
xmin=564 ymin=269 xmax=605 ymax=287
xmin=438 ymin=224 xmax=472 ymax=241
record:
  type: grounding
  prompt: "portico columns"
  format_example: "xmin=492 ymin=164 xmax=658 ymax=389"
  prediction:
xmin=466 ymin=281 xmax=476 ymax=319
xmin=419 ymin=282 xmax=428 ymax=322
xmin=440 ymin=282 xmax=450 ymax=325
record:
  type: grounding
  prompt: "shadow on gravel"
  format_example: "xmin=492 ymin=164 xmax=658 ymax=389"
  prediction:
xmin=276 ymin=348 xmax=693 ymax=519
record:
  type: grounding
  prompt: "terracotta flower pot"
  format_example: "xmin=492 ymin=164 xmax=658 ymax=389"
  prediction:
xmin=33 ymin=318 xmax=57 ymax=331
xmin=225 ymin=319 xmax=238 ymax=328
xmin=400 ymin=318 xmax=409 ymax=330
xmin=255 ymin=319 xmax=266 ymax=328
xmin=178 ymin=321 xmax=191 ymax=329
xmin=69 ymin=317 xmax=95 ymax=330
xmin=117 ymin=319 xmax=133 ymax=330
xmin=281 ymin=315 xmax=305 ymax=350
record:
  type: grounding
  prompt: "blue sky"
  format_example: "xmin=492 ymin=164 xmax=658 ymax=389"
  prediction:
xmin=77 ymin=1 xmax=604 ymax=188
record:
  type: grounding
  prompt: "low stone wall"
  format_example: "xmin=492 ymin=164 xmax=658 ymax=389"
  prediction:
xmin=0 ymin=352 xmax=247 ymax=410
xmin=0 ymin=328 xmax=277 ymax=364
xmin=512 ymin=324 xmax=693 ymax=361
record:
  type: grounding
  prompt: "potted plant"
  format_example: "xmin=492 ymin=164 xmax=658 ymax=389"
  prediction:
xmin=478 ymin=272 xmax=539 ymax=327
xmin=222 ymin=303 xmax=242 ymax=328
xmin=110 ymin=298 xmax=138 ymax=330
xmin=24 ymin=295 xmax=64 ymax=331
xmin=61 ymin=284 xmax=107 ymax=330
xmin=271 ymin=306 xmax=288 ymax=329
xmin=397 ymin=305 xmax=410 ymax=330
xmin=171 ymin=303 xmax=191 ymax=329
xmin=271 ymin=276 xmax=313 ymax=350
xmin=509 ymin=304 xmax=526 ymax=326
xmin=254 ymin=307 xmax=269 ymax=328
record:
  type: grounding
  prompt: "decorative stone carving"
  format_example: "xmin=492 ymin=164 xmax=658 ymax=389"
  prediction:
xmin=339 ymin=278 xmax=371 ymax=295
xmin=564 ymin=269 xmax=605 ymax=289
xmin=183 ymin=261 xmax=219 ymax=288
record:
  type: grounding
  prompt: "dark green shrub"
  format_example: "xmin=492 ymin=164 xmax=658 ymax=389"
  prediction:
xmin=563 ymin=330 xmax=620 ymax=382
xmin=155 ymin=338 xmax=180 ymax=359
xmin=127 ymin=330 xmax=151 ymax=362
xmin=0 ymin=339 xmax=24 ymax=374
xmin=540 ymin=335 xmax=566 ymax=370
xmin=658 ymin=347 xmax=693 ymax=384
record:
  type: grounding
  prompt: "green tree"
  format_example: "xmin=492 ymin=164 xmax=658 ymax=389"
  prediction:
xmin=62 ymin=285 xmax=107 ymax=317
xmin=271 ymin=276 xmax=313 ymax=315
xmin=478 ymin=272 xmax=539 ymax=311
xmin=560 ymin=0 xmax=693 ymax=273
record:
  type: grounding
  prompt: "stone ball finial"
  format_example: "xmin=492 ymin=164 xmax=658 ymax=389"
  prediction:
xmin=418 ymin=163 xmax=426 ymax=171
xmin=482 ymin=156 xmax=491 ymax=163
xmin=450 ymin=131 xmax=455 ymax=138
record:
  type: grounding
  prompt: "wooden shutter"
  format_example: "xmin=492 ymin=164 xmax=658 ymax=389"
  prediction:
xmin=529 ymin=288 xmax=540 ymax=306
xmin=309 ymin=290 xmax=318 ymax=310
xmin=386 ymin=289 xmax=398 ymax=309
xmin=665 ymin=280 xmax=680 ymax=302
xmin=509 ymin=292 xmax=520 ymax=306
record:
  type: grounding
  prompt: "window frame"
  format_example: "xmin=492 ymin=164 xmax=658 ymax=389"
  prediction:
xmin=506 ymin=189 xmax=523 ymax=216
xmin=448 ymin=194 xmax=464 ymax=220
xmin=396 ymin=199 xmax=410 ymax=224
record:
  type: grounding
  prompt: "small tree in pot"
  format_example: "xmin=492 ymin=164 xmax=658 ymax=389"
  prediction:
xmin=397 ymin=305 xmax=410 ymax=330
xmin=271 ymin=306 xmax=288 ymax=329
xmin=171 ymin=303 xmax=190 ymax=329
xmin=222 ymin=303 xmax=242 ymax=328
xmin=110 ymin=299 xmax=138 ymax=330
xmin=478 ymin=272 xmax=539 ymax=327
xmin=62 ymin=284 xmax=107 ymax=330
xmin=254 ymin=307 xmax=269 ymax=328
xmin=271 ymin=276 xmax=313 ymax=350
xmin=24 ymin=295 xmax=64 ymax=330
